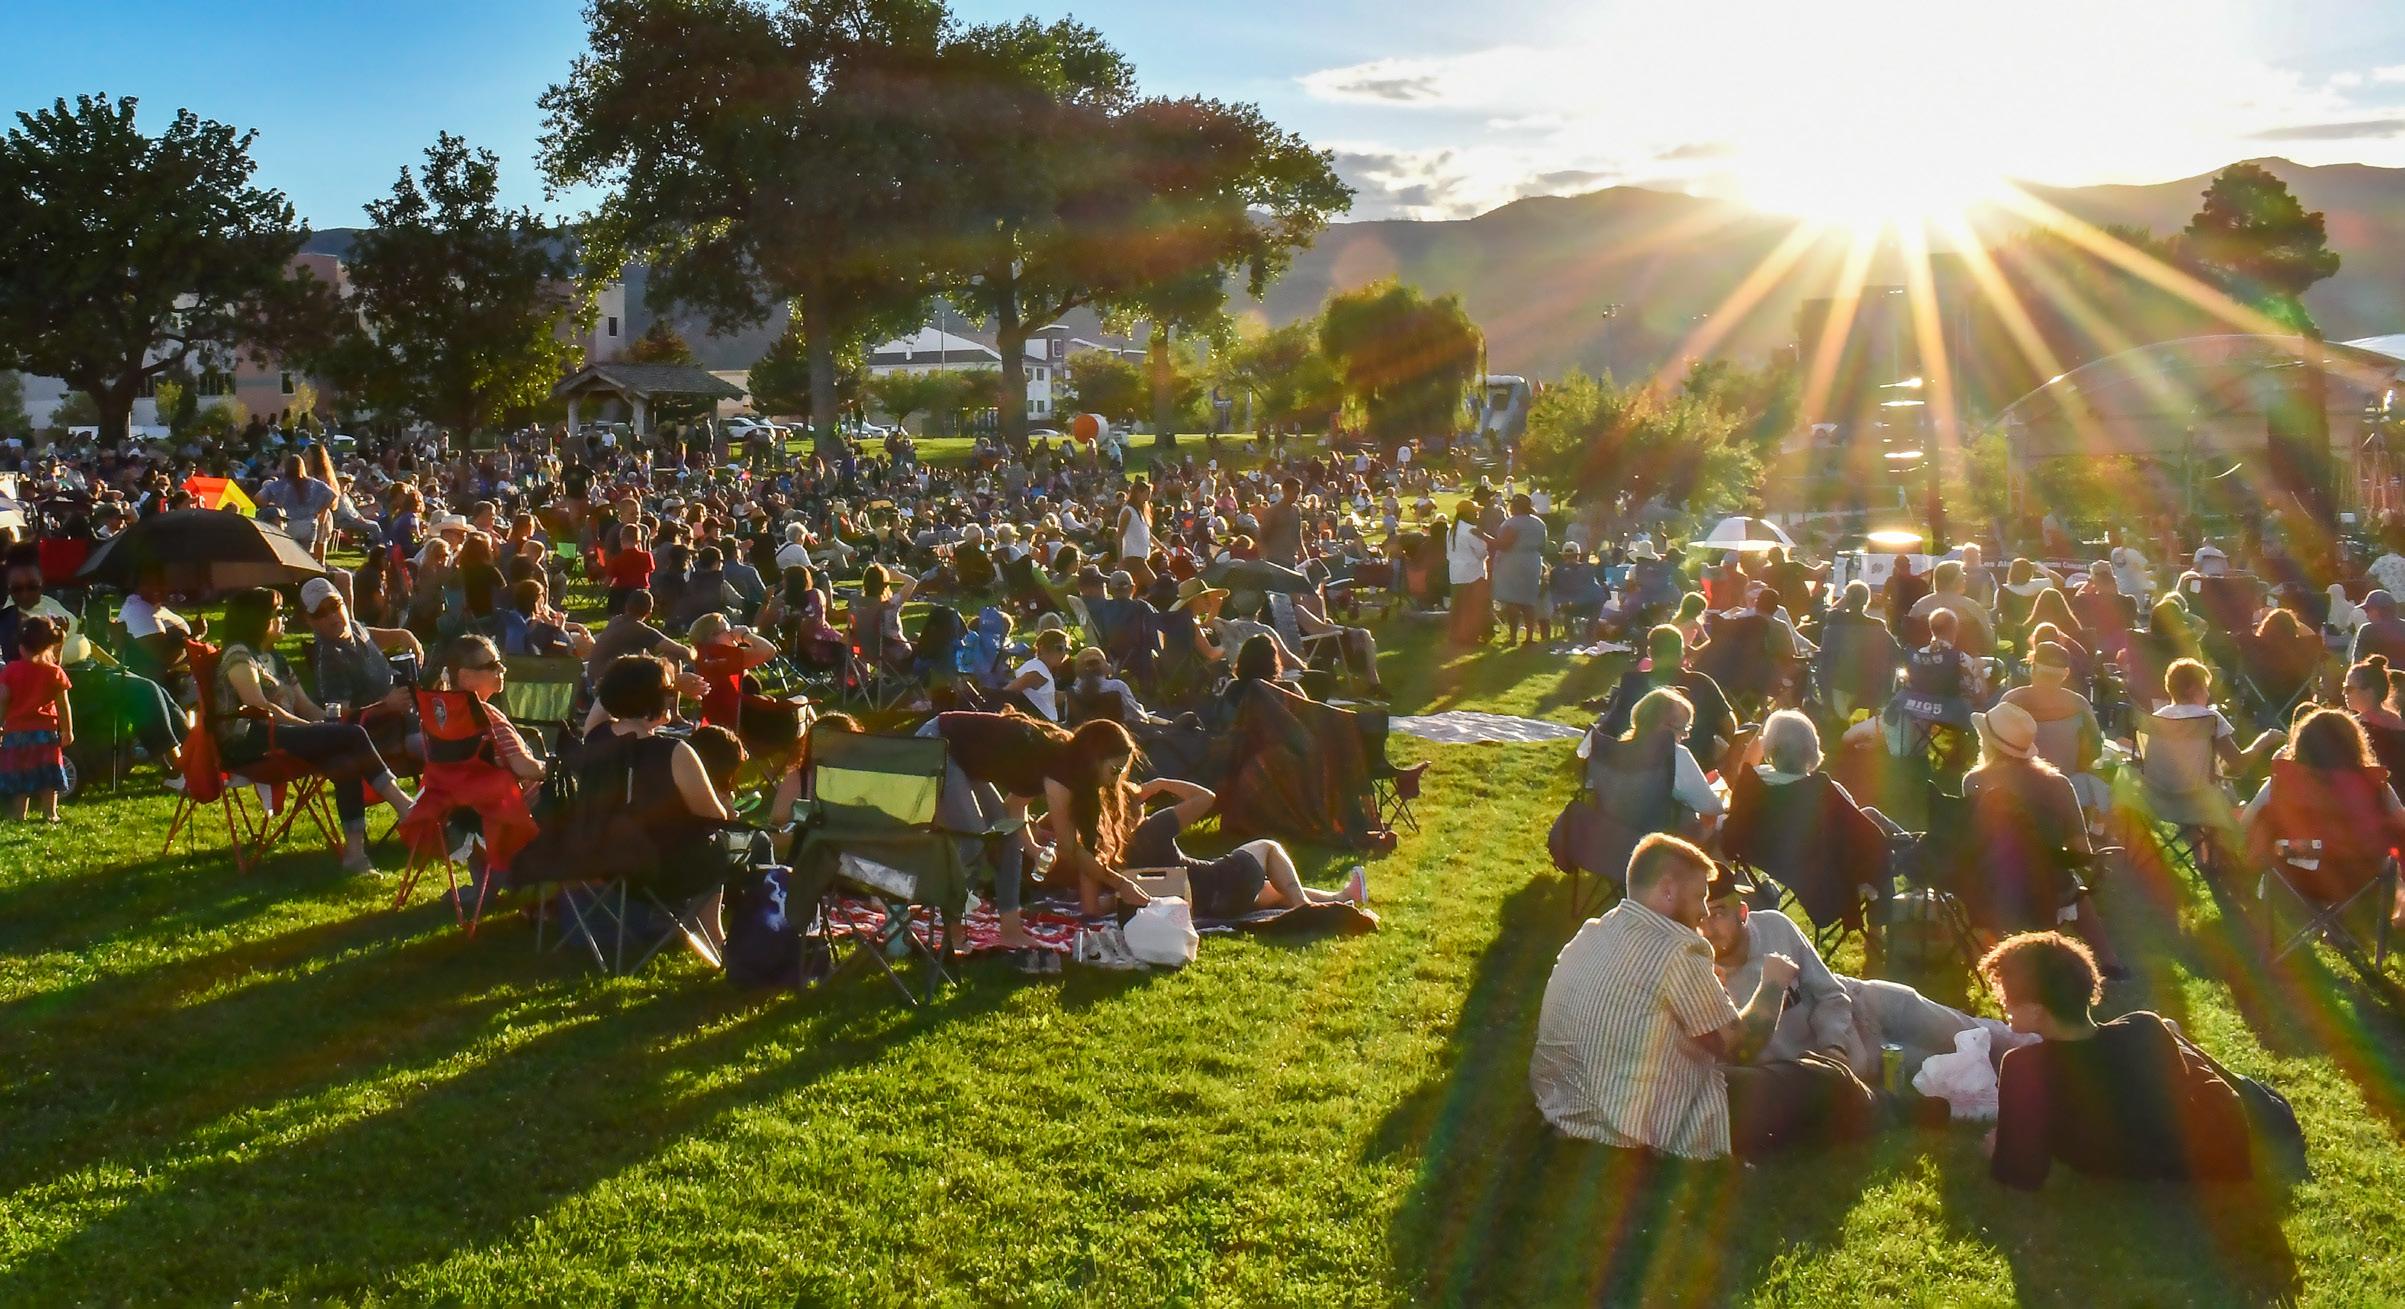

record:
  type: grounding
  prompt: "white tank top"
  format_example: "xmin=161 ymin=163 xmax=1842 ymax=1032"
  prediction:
xmin=1120 ymin=503 xmax=1152 ymax=559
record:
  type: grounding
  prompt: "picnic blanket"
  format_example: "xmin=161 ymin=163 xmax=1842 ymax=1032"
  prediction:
xmin=823 ymin=894 xmax=1089 ymax=956
xmin=1390 ymin=710 xmax=1585 ymax=746
xmin=823 ymin=893 xmax=1379 ymax=956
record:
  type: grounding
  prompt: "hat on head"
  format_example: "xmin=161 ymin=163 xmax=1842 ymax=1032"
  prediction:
xmin=433 ymin=512 xmax=469 ymax=533
xmin=1562 ymin=541 xmax=1584 ymax=556
xmin=1172 ymin=577 xmax=1229 ymax=611
xmin=1628 ymin=540 xmax=1662 ymax=561
xmin=2370 ymin=589 xmax=2398 ymax=614
xmin=1705 ymin=861 xmax=1755 ymax=902
xmin=2031 ymin=640 xmax=2073 ymax=670
xmin=2193 ymin=544 xmax=2228 ymax=576
xmin=299 ymin=577 xmax=342 ymax=613
xmin=1077 ymin=563 xmax=1107 ymax=586
xmin=1974 ymin=701 xmax=2039 ymax=760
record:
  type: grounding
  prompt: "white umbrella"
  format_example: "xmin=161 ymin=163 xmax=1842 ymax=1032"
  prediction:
xmin=1694 ymin=516 xmax=1794 ymax=550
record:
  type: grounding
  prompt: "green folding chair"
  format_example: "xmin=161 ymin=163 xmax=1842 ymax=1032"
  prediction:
xmin=502 ymin=654 xmax=586 ymax=756
xmin=788 ymin=728 xmax=967 ymax=1004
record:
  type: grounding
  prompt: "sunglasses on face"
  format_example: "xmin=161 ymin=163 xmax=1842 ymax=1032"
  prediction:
xmin=460 ymin=660 xmax=504 ymax=673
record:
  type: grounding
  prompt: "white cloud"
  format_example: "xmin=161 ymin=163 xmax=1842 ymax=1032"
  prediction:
xmin=2373 ymin=64 xmax=2405 ymax=83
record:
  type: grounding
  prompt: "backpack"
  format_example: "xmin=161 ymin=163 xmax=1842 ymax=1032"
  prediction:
xmin=721 ymin=865 xmax=832 ymax=990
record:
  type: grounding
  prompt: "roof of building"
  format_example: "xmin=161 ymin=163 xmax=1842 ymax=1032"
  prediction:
xmin=553 ymin=362 xmax=744 ymax=402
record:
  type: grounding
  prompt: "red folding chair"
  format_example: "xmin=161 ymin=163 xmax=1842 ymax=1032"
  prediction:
xmin=392 ymin=687 xmax=538 ymax=934
xmin=160 ymin=643 xmax=342 ymax=872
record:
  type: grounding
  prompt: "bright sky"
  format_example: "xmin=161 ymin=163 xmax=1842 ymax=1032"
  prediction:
xmin=10 ymin=0 xmax=2405 ymax=228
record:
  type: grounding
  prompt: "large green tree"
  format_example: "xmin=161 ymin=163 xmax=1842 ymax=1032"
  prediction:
xmin=0 ymin=95 xmax=337 ymax=442
xmin=542 ymin=0 xmax=948 ymax=454
xmin=1218 ymin=320 xmax=1344 ymax=434
xmin=1520 ymin=369 xmax=1758 ymax=516
xmin=2180 ymin=162 xmax=2340 ymax=335
xmin=935 ymin=19 xmax=1347 ymax=449
xmin=325 ymin=132 xmax=588 ymax=437
xmin=1318 ymin=281 xmax=1482 ymax=450
xmin=864 ymin=370 xmax=957 ymax=434
xmin=1063 ymin=350 xmax=1145 ymax=422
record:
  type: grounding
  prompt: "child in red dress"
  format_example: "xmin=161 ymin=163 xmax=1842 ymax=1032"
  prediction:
xmin=0 ymin=615 xmax=74 ymax=822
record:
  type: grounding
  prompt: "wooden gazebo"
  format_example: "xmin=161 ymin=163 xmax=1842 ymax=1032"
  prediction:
xmin=553 ymin=362 xmax=744 ymax=439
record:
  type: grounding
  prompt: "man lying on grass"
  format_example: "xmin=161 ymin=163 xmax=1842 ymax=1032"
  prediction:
xmin=1697 ymin=865 xmax=2027 ymax=1123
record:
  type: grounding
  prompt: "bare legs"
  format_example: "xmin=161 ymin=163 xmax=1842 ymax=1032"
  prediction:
xmin=1243 ymin=839 xmax=1366 ymax=909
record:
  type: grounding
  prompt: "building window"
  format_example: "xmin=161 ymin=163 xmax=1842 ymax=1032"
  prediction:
xmin=195 ymin=369 xmax=234 ymax=398
xmin=279 ymin=371 xmax=296 ymax=396
xmin=606 ymin=316 xmax=619 ymax=338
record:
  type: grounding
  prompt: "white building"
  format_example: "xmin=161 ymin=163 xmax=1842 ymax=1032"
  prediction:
xmin=863 ymin=325 xmax=1062 ymax=420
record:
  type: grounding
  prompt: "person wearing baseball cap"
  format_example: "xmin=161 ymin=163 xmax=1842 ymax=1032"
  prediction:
xmin=1698 ymin=855 xmax=2023 ymax=1126
xmin=301 ymin=574 xmax=424 ymax=730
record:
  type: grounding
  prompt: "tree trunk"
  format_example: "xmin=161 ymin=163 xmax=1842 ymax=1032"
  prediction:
xmin=1149 ymin=321 xmax=1176 ymax=451
xmin=994 ymin=286 xmax=1030 ymax=454
xmin=95 ymin=377 xmax=137 ymax=445
xmin=802 ymin=289 xmax=842 ymax=459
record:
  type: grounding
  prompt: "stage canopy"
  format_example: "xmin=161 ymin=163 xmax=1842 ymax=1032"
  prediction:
xmin=1991 ymin=334 xmax=2402 ymax=464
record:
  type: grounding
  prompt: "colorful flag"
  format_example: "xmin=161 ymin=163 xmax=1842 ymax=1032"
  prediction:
xmin=182 ymin=475 xmax=257 ymax=517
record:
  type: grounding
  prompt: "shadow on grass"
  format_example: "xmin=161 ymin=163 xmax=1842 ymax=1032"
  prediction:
xmin=1369 ymin=876 xmax=1899 ymax=1305
xmin=6 ymin=916 xmax=1014 ymax=1301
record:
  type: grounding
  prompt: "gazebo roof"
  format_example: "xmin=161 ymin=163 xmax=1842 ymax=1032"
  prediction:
xmin=553 ymin=361 xmax=744 ymax=402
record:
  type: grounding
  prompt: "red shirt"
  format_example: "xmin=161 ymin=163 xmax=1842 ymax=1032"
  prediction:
xmin=694 ymin=643 xmax=749 ymax=726
xmin=1 ymin=658 xmax=70 ymax=733
xmin=605 ymin=548 xmax=655 ymax=588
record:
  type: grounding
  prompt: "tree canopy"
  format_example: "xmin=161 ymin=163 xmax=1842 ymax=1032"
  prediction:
xmin=1063 ymin=350 xmax=1145 ymax=422
xmin=1519 ymin=369 xmax=1759 ymax=517
xmin=0 ymin=94 xmax=336 ymax=440
xmin=2180 ymin=161 xmax=2340 ymax=335
xmin=324 ymin=132 xmax=587 ymax=437
xmin=1318 ymin=281 xmax=1482 ymax=449
xmin=543 ymin=0 xmax=950 ymax=451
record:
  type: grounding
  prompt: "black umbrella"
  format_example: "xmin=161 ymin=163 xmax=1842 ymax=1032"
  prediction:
xmin=73 ymin=508 xmax=328 ymax=593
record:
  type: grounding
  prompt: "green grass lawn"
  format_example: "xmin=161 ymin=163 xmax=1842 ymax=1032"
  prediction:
xmin=6 ymin=616 xmax=2405 ymax=1303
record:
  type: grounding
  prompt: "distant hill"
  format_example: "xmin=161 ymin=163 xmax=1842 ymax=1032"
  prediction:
xmin=304 ymin=158 xmax=2405 ymax=386
xmin=1247 ymin=157 xmax=2405 ymax=382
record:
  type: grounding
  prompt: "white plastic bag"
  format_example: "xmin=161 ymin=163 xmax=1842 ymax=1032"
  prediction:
xmin=1123 ymin=897 xmax=1199 ymax=967
xmin=1911 ymin=1027 xmax=2000 ymax=1121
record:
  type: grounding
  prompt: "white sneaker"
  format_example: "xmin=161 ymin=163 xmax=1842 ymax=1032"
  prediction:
xmin=255 ymin=783 xmax=279 ymax=814
xmin=1345 ymin=866 xmax=1369 ymax=905
xmin=164 ymin=774 xmax=187 ymax=794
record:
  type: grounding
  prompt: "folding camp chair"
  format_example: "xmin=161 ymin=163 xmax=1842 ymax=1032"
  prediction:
xmin=1268 ymin=592 xmax=1355 ymax=691
xmin=393 ymin=688 xmax=538 ymax=936
xmin=2125 ymin=714 xmax=2239 ymax=892
xmin=2244 ymin=758 xmax=2401 ymax=974
xmin=500 ymin=654 xmax=584 ymax=757
xmin=1353 ymin=706 xmax=1427 ymax=835
xmin=787 ymin=728 xmax=968 ymax=1005
xmin=160 ymin=642 xmax=343 ymax=872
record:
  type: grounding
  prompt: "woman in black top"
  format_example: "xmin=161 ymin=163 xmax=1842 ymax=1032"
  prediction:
xmin=1980 ymin=931 xmax=2251 ymax=1190
xmin=926 ymin=711 xmax=1155 ymax=969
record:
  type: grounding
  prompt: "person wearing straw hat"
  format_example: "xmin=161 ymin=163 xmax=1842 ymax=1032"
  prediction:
xmin=1963 ymin=700 xmax=2129 ymax=979
xmin=1444 ymin=499 xmax=1493 ymax=645
xmin=1153 ymin=577 xmax=1230 ymax=698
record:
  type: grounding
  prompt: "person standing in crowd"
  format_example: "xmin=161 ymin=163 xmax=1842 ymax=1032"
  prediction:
xmin=1491 ymin=492 xmax=1549 ymax=648
xmin=1446 ymin=500 xmax=1493 ymax=645
xmin=0 ymin=616 xmax=73 ymax=823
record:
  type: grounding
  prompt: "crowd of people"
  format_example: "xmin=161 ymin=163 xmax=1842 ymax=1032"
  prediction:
xmin=1530 ymin=517 xmax=2405 ymax=1185
xmin=0 ymin=413 xmax=2361 ymax=1187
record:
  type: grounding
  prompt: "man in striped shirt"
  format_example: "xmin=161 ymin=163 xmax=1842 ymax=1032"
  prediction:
xmin=1529 ymin=834 xmax=1797 ymax=1159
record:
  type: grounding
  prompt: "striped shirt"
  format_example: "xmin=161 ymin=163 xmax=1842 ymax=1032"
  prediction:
xmin=1530 ymin=898 xmax=1741 ymax=1158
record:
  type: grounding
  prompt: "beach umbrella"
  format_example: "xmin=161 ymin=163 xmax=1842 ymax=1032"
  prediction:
xmin=1694 ymin=516 xmax=1795 ymax=550
xmin=73 ymin=508 xmax=327 ymax=593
